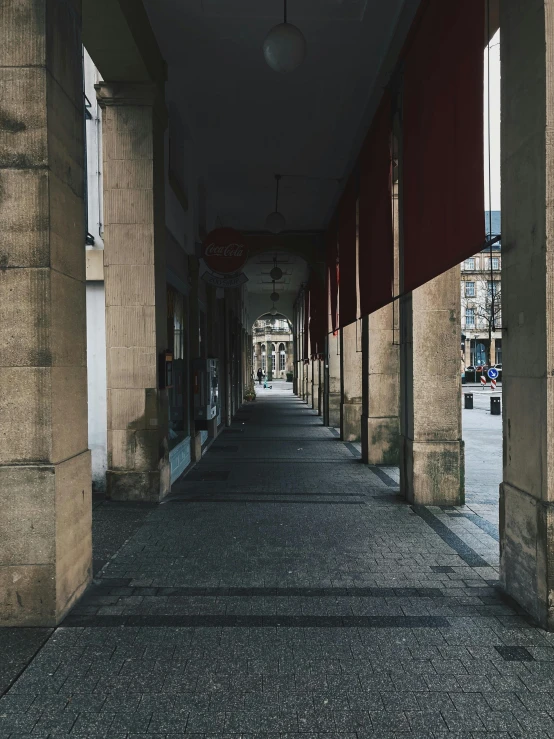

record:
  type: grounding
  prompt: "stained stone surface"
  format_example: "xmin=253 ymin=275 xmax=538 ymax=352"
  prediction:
xmin=2 ymin=383 xmax=554 ymax=738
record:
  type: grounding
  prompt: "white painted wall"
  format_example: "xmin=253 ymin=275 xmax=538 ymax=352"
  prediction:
xmin=86 ymin=282 xmax=108 ymax=489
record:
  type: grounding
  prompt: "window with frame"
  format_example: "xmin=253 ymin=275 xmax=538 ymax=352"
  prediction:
xmin=465 ymin=308 xmax=475 ymax=327
xmin=464 ymin=258 xmax=475 ymax=270
xmin=487 ymin=280 xmax=498 ymax=296
xmin=279 ymin=343 xmax=286 ymax=371
xmin=465 ymin=281 xmax=475 ymax=297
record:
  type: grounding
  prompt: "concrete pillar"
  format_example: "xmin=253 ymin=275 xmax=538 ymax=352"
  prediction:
xmin=361 ymin=180 xmax=400 ymax=465
xmin=312 ymin=359 xmax=320 ymax=412
xmin=0 ymin=0 xmax=92 ymax=625
xmin=361 ymin=307 xmax=400 ymax=465
xmin=341 ymin=322 xmax=363 ymax=441
xmin=327 ymin=333 xmax=342 ymax=427
xmin=399 ymin=267 xmax=464 ymax=505
xmin=499 ymin=0 xmax=554 ymax=629
xmin=97 ymin=82 xmax=169 ymax=501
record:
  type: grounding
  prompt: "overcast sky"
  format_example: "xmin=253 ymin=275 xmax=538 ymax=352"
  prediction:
xmin=484 ymin=29 xmax=500 ymax=212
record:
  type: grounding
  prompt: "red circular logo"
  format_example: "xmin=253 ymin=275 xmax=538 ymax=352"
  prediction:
xmin=202 ymin=228 xmax=248 ymax=274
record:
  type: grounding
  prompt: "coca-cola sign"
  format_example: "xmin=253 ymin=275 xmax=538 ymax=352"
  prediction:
xmin=202 ymin=228 xmax=248 ymax=274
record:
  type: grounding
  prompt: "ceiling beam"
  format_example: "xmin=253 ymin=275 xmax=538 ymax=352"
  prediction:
xmin=83 ymin=0 xmax=166 ymax=85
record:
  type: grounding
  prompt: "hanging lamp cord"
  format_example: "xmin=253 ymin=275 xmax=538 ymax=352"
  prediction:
xmin=284 ymin=0 xmax=287 ymax=24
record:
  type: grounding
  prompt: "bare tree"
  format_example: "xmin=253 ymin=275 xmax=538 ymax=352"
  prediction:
xmin=461 ymin=280 xmax=501 ymax=366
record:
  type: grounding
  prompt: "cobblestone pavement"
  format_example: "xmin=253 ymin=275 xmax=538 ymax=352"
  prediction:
xmin=3 ymin=383 xmax=554 ymax=738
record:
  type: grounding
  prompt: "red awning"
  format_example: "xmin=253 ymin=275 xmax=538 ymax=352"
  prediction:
xmin=337 ymin=173 xmax=358 ymax=328
xmin=325 ymin=218 xmax=339 ymax=335
xmin=402 ymin=0 xmax=484 ymax=294
xmin=358 ymin=92 xmax=394 ymax=317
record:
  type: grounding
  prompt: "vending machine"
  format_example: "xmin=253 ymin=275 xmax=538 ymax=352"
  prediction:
xmin=192 ymin=358 xmax=219 ymax=422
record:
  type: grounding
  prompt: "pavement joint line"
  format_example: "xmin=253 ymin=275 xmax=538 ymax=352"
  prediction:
xmin=412 ymin=506 xmax=491 ymax=568
xmin=89 ymin=585 xmax=446 ymax=597
xmin=61 ymin=614 xmax=452 ymax=628
xmin=166 ymin=491 xmax=367 ymax=498
xmin=167 ymin=498 xmax=367 ymax=504
xmin=368 ymin=467 xmax=399 ymax=488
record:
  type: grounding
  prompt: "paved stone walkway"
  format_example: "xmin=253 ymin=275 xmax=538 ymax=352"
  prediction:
xmin=2 ymin=383 xmax=554 ymax=738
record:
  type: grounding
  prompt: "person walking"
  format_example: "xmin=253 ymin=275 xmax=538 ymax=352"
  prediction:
xmin=257 ymin=367 xmax=263 ymax=385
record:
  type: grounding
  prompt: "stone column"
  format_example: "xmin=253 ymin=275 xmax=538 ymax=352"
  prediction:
xmin=399 ymin=267 xmax=464 ymax=505
xmin=499 ymin=0 xmax=554 ymax=629
xmin=0 ymin=0 xmax=91 ymax=625
xmin=327 ymin=332 xmax=342 ymax=427
xmin=361 ymin=307 xmax=400 ymax=465
xmin=97 ymin=82 xmax=169 ymax=501
xmin=312 ymin=359 xmax=320 ymax=412
xmin=341 ymin=322 xmax=363 ymax=441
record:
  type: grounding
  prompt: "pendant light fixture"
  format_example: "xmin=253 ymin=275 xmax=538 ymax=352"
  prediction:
xmin=263 ymin=0 xmax=306 ymax=73
xmin=265 ymin=174 xmax=286 ymax=233
xmin=270 ymin=256 xmax=283 ymax=281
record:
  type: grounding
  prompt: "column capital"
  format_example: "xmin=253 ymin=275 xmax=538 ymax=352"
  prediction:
xmin=95 ymin=81 xmax=167 ymax=123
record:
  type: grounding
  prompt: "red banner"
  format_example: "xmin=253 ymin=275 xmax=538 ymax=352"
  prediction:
xmin=402 ymin=0 xmax=484 ymax=294
xmin=308 ymin=274 xmax=326 ymax=357
xmin=337 ymin=173 xmax=358 ymax=328
xmin=325 ymin=218 xmax=339 ymax=335
xmin=302 ymin=286 xmax=309 ymax=360
xmin=358 ymin=92 xmax=394 ymax=317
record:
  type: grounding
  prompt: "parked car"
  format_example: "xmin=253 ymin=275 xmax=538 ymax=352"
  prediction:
xmin=495 ymin=363 xmax=502 ymax=370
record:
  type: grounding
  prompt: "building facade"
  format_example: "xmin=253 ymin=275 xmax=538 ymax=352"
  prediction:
xmin=252 ymin=316 xmax=294 ymax=380
xmin=461 ymin=211 xmax=502 ymax=367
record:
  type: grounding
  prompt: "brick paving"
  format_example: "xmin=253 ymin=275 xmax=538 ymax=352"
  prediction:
xmin=2 ymin=382 xmax=554 ymax=738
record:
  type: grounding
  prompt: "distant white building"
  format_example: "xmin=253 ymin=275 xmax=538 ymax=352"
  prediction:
xmin=460 ymin=211 xmax=502 ymax=367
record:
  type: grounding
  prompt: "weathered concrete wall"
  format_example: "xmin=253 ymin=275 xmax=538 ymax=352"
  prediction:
xmin=0 ymin=0 xmax=92 ymax=625
xmin=97 ymin=82 xmax=169 ymax=501
xmin=500 ymin=0 xmax=554 ymax=630
xmin=400 ymin=268 xmax=464 ymax=505
xmin=341 ymin=322 xmax=363 ymax=441
xmin=361 ymin=306 xmax=400 ymax=465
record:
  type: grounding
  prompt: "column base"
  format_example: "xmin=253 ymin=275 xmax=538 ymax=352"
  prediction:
xmin=328 ymin=392 xmax=341 ymax=428
xmin=0 ymin=452 xmax=92 ymax=626
xmin=500 ymin=481 xmax=554 ymax=630
xmin=362 ymin=416 xmax=400 ymax=465
xmin=342 ymin=402 xmax=362 ymax=442
xmin=106 ymin=465 xmax=170 ymax=503
xmin=401 ymin=438 xmax=464 ymax=506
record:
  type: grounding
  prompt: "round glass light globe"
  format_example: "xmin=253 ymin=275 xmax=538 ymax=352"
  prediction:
xmin=270 ymin=266 xmax=283 ymax=281
xmin=265 ymin=211 xmax=286 ymax=234
xmin=263 ymin=23 xmax=306 ymax=73
xmin=270 ymin=291 xmax=280 ymax=302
